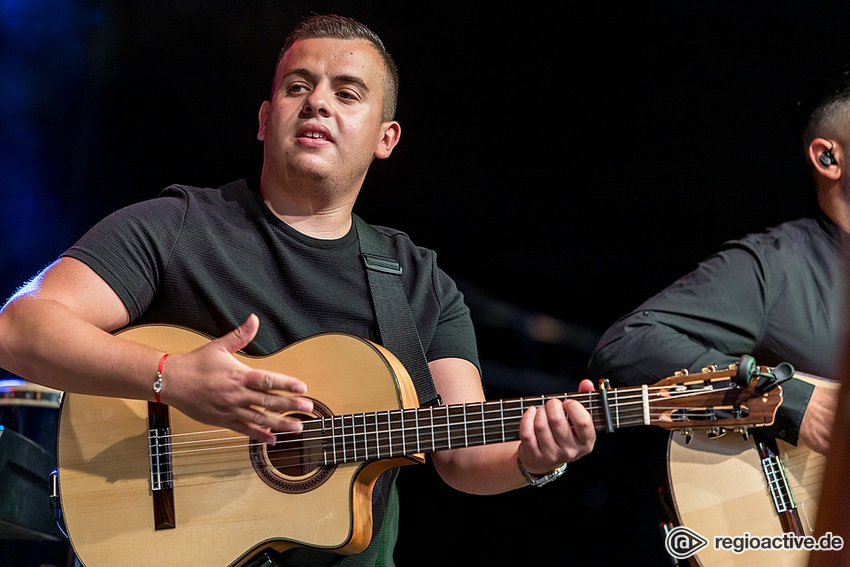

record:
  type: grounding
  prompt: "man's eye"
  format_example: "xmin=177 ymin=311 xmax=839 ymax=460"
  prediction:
xmin=288 ymin=84 xmax=308 ymax=94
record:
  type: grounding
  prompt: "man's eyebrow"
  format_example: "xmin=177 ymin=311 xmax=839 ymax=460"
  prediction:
xmin=281 ymin=68 xmax=369 ymax=91
xmin=282 ymin=67 xmax=316 ymax=83
xmin=336 ymin=74 xmax=369 ymax=92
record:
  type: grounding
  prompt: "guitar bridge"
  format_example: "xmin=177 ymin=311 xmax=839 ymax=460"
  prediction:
xmin=148 ymin=401 xmax=176 ymax=530
xmin=760 ymin=452 xmax=795 ymax=514
xmin=755 ymin=434 xmax=806 ymax=536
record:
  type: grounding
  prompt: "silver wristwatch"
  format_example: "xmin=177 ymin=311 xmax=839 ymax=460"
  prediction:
xmin=517 ymin=455 xmax=567 ymax=487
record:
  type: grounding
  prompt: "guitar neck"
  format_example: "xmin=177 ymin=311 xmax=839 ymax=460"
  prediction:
xmin=299 ymin=389 xmax=647 ymax=465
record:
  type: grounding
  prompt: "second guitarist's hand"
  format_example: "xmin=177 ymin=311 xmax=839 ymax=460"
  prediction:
xmin=799 ymin=384 xmax=837 ymax=455
xmin=160 ymin=313 xmax=314 ymax=445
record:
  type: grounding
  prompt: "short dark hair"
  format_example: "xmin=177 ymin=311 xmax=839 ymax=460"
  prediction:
xmin=274 ymin=14 xmax=399 ymax=121
xmin=797 ymin=63 xmax=850 ymax=152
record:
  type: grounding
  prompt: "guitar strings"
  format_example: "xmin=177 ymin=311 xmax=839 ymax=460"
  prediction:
xmin=151 ymin=383 xmax=757 ymax=474
xmin=781 ymin=452 xmax=827 ymax=498
xmin=158 ymin=383 xmax=748 ymax=455
xmin=156 ymin=382 xmax=736 ymax=454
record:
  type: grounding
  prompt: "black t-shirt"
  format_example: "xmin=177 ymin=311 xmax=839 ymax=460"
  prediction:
xmin=63 ymin=179 xmax=480 ymax=566
xmin=66 ymin=180 xmax=478 ymax=366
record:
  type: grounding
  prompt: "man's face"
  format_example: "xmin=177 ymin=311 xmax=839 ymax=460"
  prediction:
xmin=258 ymin=37 xmax=398 ymax=192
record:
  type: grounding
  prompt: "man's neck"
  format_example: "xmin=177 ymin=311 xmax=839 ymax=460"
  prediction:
xmin=818 ymin=181 xmax=850 ymax=234
xmin=260 ymin=181 xmax=357 ymax=239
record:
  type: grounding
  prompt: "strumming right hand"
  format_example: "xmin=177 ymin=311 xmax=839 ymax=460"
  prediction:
xmin=161 ymin=314 xmax=313 ymax=444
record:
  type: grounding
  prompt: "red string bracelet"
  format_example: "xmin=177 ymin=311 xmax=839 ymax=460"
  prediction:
xmin=152 ymin=353 xmax=169 ymax=404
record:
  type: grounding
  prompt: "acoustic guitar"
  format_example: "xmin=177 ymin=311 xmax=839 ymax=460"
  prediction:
xmin=57 ymin=325 xmax=782 ymax=566
xmin=666 ymin=372 xmax=836 ymax=566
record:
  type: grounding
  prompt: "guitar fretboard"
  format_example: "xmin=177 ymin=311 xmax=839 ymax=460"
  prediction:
xmin=299 ymin=390 xmax=652 ymax=465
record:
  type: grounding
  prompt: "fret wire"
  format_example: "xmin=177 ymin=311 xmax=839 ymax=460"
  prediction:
xmin=614 ymin=389 xmax=620 ymax=428
xmin=374 ymin=411 xmax=380 ymax=459
xmin=390 ymin=411 xmax=404 ymax=455
xmin=499 ymin=402 xmax=505 ymax=442
xmin=478 ymin=402 xmax=485 ymax=444
xmin=336 ymin=415 xmax=343 ymax=463
xmin=351 ymin=414 xmax=362 ymax=461
xmin=391 ymin=409 xmax=397 ymax=457
xmin=363 ymin=413 xmax=367 ymax=460
xmin=328 ymin=415 xmax=335 ymax=463
xmin=319 ymin=416 xmax=326 ymax=465
xmin=408 ymin=409 xmax=415 ymax=453
xmin=350 ymin=414 xmax=355 ymax=462
xmin=363 ymin=412 xmax=369 ymax=460
xmin=366 ymin=411 xmax=374 ymax=459
xmin=334 ymin=415 xmax=341 ymax=463
xmin=340 ymin=415 xmax=346 ymax=463
xmin=469 ymin=403 xmax=479 ymax=445
xmin=385 ymin=409 xmax=392 ymax=458
xmin=345 ymin=414 xmax=351 ymax=462
xmin=342 ymin=414 xmax=357 ymax=463
xmin=444 ymin=405 xmax=453 ymax=451
xmin=415 ymin=407 xmax=421 ymax=453
xmin=322 ymin=418 xmax=336 ymax=461
xmin=447 ymin=405 xmax=454 ymax=450
xmin=462 ymin=404 xmax=468 ymax=446
xmin=427 ymin=406 xmax=434 ymax=452
xmin=350 ymin=414 xmax=356 ymax=462
xmin=401 ymin=408 xmax=407 ymax=455
xmin=369 ymin=413 xmax=375 ymax=460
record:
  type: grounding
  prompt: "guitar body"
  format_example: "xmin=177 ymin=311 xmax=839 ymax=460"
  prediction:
xmin=57 ymin=325 xmax=423 ymax=567
xmin=666 ymin=372 xmax=834 ymax=567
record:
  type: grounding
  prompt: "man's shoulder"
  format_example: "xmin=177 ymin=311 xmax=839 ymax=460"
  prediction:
xmin=158 ymin=179 xmax=252 ymax=202
xmin=367 ymin=222 xmax=437 ymax=261
xmin=369 ymin=223 xmax=409 ymax=241
xmin=154 ymin=180 xmax=264 ymax=225
xmin=730 ymin=217 xmax=823 ymax=251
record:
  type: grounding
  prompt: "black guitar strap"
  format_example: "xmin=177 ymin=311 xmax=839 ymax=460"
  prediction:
xmin=353 ymin=215 xmax=442 ymax=407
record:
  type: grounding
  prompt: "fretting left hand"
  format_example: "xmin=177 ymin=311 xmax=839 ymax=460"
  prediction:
xmin=517 ymin=378 xmax=597 ymax=475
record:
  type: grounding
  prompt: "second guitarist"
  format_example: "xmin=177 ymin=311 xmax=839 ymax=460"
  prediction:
xmin=587 ymin=64 xmax=850 ymax=561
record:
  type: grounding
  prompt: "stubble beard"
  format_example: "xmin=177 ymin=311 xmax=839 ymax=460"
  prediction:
xmin=290 ymin=150 xmax=373 ymax=202
xmin=264 ymin=137 xmax=373 ymax=204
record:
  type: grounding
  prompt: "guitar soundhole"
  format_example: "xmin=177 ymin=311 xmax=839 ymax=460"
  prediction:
xmin=250 ymin=397 xmax=336 ymax=494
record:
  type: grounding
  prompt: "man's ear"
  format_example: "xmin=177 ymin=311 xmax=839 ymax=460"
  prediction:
xmin=808 ymin=137 xmax=841 ymax=179
xmin=257 ymin=100 xmax=270 ymax=141
xmin=374 ymin=121 xmax=401 ymax=159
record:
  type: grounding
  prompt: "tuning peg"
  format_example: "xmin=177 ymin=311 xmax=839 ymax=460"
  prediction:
xmin=706 ymin=427 xmax=726 ymax=439
xmin=679 ymin=428 xmax=694 ymax=445
xmin=734 ymin=426 xmax=749 ymax=441
xmin=700 ymin=364 xmax=718 ymax=373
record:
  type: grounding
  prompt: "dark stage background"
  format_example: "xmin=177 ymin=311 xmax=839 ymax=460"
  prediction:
xmin=2 ymin=1 xmax=850 ymax=565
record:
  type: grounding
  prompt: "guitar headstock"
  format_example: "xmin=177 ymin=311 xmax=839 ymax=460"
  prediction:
xmin=645 ymin=362 xmax=783 ymax=431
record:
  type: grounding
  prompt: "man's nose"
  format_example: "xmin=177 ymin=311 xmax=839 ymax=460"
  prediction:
xmin=301 ymin=87 xmax=330 ymax=117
